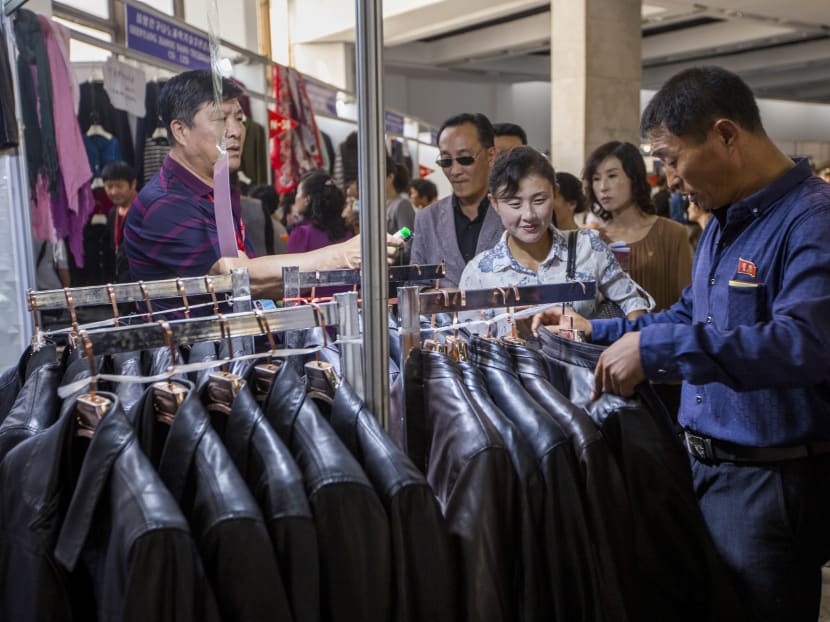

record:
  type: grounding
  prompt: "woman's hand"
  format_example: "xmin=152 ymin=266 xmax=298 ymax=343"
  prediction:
xmin=531 ymin=305 xmax=592 ymax=340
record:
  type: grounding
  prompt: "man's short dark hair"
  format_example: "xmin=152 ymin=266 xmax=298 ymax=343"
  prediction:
xmin=493 ymin=122 xmax=527 ymax=145
xmin=489 ymin=146 xmax=555 ymax=199
xmin=101 ymin=160 xmax=137 ymax=183
xmin=641 ymin=66 xmax=764 ymax=142
xmin=159 ymin=69 xmax=243 ymax=143
xmin=437 ymin=113 xmax=495 ymax=149
xmin=409 ymin=178 xmax=438 ymax=203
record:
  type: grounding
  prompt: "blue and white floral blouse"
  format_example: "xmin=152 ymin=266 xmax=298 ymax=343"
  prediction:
xmin=458 ymin=227 xmax=652 ymax=334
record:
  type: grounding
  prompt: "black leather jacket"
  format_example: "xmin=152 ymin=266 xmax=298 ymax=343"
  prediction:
xmin=470 ymin=337 xmax=608 ymax=622
xmin=404 ymin=349 xmax=520 ymax=622
xmin=325 ymin=379 xmax=457 ymax=622
xmin=263 ymin=362 xmax=392 ymax=622
xmin=537 ymin=331 xmax=745 ymax=622
xmin=506 ymin=338 xmax=634 ymax=621
xmin=458 ymin=361 xmax=548 ymax=620
xmin=0 ymin=392 xmax=220 ymax=622
xmin=0 ymin=343 xmax=58 ymax=423
xmin=130 ymin=380 xmax=293 ymax=622
xmin=0 ymin=357 xmax=62 ymax=461
xmin=208 ymin=380 xmax=321 ymax=622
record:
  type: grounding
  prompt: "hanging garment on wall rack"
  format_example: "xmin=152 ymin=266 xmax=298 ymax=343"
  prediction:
xmin=0 ymin=21 xmax=19 ymax=149
xmin=14 ymin=9 xmax=58 ymax=194
xmin=241 ymin=117 xmax=268 ymax=186
xmin=270 ymin=63 xmax=323 ymax=194
xmin=78 ymin=81 xmax=135 ymax=168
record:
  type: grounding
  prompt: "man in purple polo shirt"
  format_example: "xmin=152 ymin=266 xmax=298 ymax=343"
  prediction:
xmin=125 ymin=70 xmax=396 ymax=298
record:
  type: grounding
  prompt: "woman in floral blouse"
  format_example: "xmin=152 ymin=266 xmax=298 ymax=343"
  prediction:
xmin=459 ymin=146 xmax=650 ymax=335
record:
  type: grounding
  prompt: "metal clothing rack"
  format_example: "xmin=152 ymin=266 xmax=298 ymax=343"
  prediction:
xmin=280 ymin=263 xmax=446 ymax=301
xmin=63 ymin=290 xmax=363 ymax=399
xmin=280 ymin=263 xmax=446 ymax=404
xmin=393 ymin=281 xmax=597 ymax=447
xmin=27 ymin=269 xmax=251 ymax=314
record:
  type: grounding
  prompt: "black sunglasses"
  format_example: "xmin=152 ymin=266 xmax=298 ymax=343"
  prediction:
xmin=435 ymin=150 xmax=483 ymax=168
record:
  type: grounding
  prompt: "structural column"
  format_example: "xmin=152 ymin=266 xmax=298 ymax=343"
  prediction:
xmin=550 ymin=0 xmax=641 ymax=176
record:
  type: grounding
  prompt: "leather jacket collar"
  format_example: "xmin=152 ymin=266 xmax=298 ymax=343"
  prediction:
xmin=35 ymin=392 xmax=127 ymax=572
xmin=132 ymin=379 xmax=207 ymax=501
xmin=262 ymin=359 xmax=306 ymax=440
xmin=0 ymin=360 xmax=62 ymax=460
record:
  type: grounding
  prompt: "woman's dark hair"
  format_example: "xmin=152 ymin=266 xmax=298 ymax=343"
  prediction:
xmin=555 ymin=171 xmax=586 ymax=213
xmin=641 ymin=66 xmax=763 ymax=142
xmin=300 ymin=171 xmax=347 ymax=242
xmin=159 ymin=69 xmax=242 ymax=144
xmin=583 ymin=141 xmax=654 ymax=221
xmin=249 ymin=184 xmax=279 ymax=254
xmin=438 ymin=112 xmax=495 ymax=149
xmin=409 ymin=178 xmax=437 ymax=203
xmin=249 ymin=184 xmax=279 ymax=215
xmin=392 ymin=164 xmax=410 ymax=194
xmin=488 ymin=145 xmax=555 ymax=199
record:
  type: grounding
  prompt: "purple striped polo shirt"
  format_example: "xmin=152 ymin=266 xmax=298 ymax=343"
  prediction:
xmin=124 ymin=155 xmax=254 ymax=284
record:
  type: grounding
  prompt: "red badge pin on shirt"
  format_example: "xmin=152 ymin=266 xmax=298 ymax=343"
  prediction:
xmin=737 ymin=257 xmax=757 ymax=278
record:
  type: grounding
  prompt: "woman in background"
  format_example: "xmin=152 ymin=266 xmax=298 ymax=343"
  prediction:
xmin=287 ymin=171 xmax=352 ymax=254
xmin=552 ymin=171 xmax=586 ymax=231
xmin=584 ymin=141 xmax=692 ymax=311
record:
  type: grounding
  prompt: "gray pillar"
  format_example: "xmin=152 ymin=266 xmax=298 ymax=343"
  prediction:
xmin=550 ymin=0 xmax=641 ymax=175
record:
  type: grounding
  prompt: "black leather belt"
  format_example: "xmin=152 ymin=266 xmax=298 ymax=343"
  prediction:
xmin=684 ymin=430 xmax=830 ymax=464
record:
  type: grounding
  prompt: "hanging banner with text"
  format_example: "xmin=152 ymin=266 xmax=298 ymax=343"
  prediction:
xmin=304 ymin=81 xmax=338 ymax=116
xmin=103 ymin=57 xmax=146 ymax=117
xmin=384 ymin=111 xmax=405 ymax=136
xmin=125 ymin=4 xmax=211 ymax=70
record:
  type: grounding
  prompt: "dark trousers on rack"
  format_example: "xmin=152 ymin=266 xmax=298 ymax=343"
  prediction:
xmin=690 ymin=452 xmax=830 ymax=622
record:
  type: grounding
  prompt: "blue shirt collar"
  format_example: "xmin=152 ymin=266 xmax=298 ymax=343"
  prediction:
xmin=720 ymin=158 xmax=813 ymax=228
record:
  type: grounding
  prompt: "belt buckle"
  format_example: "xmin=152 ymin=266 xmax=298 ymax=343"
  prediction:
xmin=685 ymin=432 xmax=713 ymax=461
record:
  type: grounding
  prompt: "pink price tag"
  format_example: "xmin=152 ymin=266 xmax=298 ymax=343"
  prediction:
xmin=213 ymin=151 xmax=238 ymax=258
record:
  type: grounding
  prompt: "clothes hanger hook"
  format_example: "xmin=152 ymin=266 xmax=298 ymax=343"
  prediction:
xmin=138 ymin=281 xmax=154 ymax=322
xmin=176 ymin=278 xmax=191 ymax=319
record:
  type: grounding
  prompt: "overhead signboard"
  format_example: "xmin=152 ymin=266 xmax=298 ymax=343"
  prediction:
xmin=125 ymin=4 xmax=210 ymax=70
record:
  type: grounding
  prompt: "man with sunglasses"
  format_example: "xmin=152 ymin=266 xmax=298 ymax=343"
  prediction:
xmin=411 ymin=113 xmax=501 ymax=286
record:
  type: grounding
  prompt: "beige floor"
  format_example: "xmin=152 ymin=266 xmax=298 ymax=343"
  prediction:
xmin=821 ymin=568 xmax=830 ymax=621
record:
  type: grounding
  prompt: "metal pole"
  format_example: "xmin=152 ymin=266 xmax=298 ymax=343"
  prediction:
xmin=355 ymin=0 xmax=389 ymax=428
xmin=335 ymin=291 xmax=364 ymax=400
xmin=396 ymin=285 xmax=421 ymax=450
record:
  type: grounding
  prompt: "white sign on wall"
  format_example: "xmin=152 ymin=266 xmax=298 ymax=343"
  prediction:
xmin=103 ymin=57 xmax=147 ymax=118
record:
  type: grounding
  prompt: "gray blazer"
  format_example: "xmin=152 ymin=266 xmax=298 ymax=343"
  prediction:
xmin=411 ymin=195 xmax=504 ymax=287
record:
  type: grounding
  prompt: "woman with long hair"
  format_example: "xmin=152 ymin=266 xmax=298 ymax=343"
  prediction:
xmin=287 ymin=170 xmax=352 ymax=254
xmin=583 ymin=141 xmax=692 ymax=311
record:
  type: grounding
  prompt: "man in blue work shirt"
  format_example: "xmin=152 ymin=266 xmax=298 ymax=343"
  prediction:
xmin=534 ymin=66 xmax=830 ymax=621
